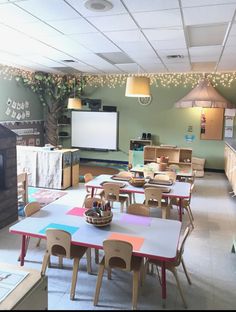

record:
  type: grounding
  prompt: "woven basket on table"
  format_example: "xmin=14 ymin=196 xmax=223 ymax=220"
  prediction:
xmin=129 ymin=178 xmax=145 ymax=187
xmin=84 ymin=209 xmax=113 ymax=226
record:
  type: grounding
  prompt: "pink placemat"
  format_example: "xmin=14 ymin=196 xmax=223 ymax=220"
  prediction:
xmin=66 ymin=207 xmax=88 ymax=217
xmin=107 ymin=232 xmax=144 ymax=251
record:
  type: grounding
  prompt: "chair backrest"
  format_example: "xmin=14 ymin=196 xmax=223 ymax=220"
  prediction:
xmin=127 ymin=203 xmax=150 ymax=216
xmin=83 ymin=196 xmax=105 ymax=208
xmin=24 ymin=201 xmax=41 ymax=217
xmin=176 ymin=225 xmax=191 ymax=265
xmin=45 ymin=229 xmax=71 ymax=259
xmin=17 ymin=172 xmax=28 ymax=195
xmin=144 ymin=187 xmax=163 ymax=208
xmin=84 ymin=173 xmax=94 ymax=193
xmin=103 ymin=239 xmax=133 ymax=272
xmin=117 ymin=171 xmax=133 ymax=179
xmin=165 ymin=171 xmax=177 ymax=182
xmin=102 ymin=183 xmax=121 ymax=201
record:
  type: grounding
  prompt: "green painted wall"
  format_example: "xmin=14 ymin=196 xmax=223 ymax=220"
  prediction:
xmin=1 ymin=75 xmax=236 ymax=170
xmin=0 ymin=77 xmax=43 ymax=121
xmin=79 ymin=81 xmax=236 ymax=170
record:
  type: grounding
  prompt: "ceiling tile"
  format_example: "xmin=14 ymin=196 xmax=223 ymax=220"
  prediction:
xmin=181 ymin=0 xmax=236 ymax=7
xmin=189 ymin=45 xmax=222 ymax=61
xmin=133 ymin=9 xmax=182 ymax=28
xmin=0 ymin=2 xmax=38 ymax=24
xmin=123 ymin=0 xmax=180 ymax=12
xmin=143 ymin=27 xmax=185 ymax=41
xmin=16 ymin=0 xmax=79 ymax=21
xmin=166 ymin=63 xmax=191 ymax=72
xmin=47 ymin=18 xmax=98 ymax=35
xmin=152 ymin=38 xmax=187 ymax=50
xmin=70 ymin=32 xmax=120 ymax=53
xmin=104 ymin=30 xmax=145 ymax=43
xmin=183 ymin=4 xmax=236 ymax=25
xmin=191 ymin=61 xmax=216 ymax=71
xmin=86 ymin=14 xmax=138 ymax=31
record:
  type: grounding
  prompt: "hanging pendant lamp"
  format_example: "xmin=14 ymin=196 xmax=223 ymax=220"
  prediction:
xmin=174 ymin=78 xmax=233 ymax=108
xmin=125 ymin=76 xmax=151 ymax=97
xmin=67 ymin=78 xmax=82 ymax=109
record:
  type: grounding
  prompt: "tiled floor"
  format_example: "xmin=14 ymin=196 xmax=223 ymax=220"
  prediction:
xmin=0 ymin=172 xmax=236 ymax=310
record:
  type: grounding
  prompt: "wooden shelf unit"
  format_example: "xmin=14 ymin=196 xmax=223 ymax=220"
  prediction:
xmin=144 ymin=145 xmax=192 ymax=167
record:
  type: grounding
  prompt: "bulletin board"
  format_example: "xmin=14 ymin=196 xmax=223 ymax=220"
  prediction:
xmin=200 ymin=108 xmax=224 ymax=140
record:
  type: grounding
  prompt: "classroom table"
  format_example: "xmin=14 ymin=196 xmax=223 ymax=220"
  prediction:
xmin=9 ymin=200 xmax=182 ymax=306
xmin=85 ymin=174 xmax=191 ymax=222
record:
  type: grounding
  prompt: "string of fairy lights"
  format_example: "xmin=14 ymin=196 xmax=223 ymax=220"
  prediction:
xmin=1 ymin=64 xmax=236 ymax=88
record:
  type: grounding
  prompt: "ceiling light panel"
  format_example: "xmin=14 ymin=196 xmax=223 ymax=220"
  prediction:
xmin=66 ymin=0 xmax=126 ymax=17
xmin=70 ymin=32 xmax=120 ymax=53
xmin=132 ymin=9 xmax=182 ymax=28
xmin=187 ymin=23 xmax=228 ymax=47
xmin=47 ymin=18 xmax=98 ymax=35
xmin=96 ymin=52 xmax=134 ymax=64
xmin=123 ymin=0 xmax=180 ymax=12
xmin=183 ymin=4 xmax=236 ymax=25
xmin=86 ymin=14 xmax=138 ymax=32
xmin=16 ymin=0 xmax=79 ymax=21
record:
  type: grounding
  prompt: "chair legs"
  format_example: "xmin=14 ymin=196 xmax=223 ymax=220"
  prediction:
xmin=181 ymin=259 xmax=191 ymax=285
xmin=132 ymin=270 xmax=139 ymax=310
xmin=36 ymin=238 xmax=41 ymax=247
xmin=41 ymin=252 xmax=50 ymax=275
xmin=94 ymin=259 xmax=105 ymax=306
xmin=86 ymin=249 xmax=92 ymax=274
xmin=70 ymin=257 xmax=80 ymax=300
xmin=170 ymin=267 xmax=188 ymax=309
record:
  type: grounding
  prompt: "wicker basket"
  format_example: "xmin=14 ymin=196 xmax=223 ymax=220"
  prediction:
xmin=84 ymin=209 xmax=113 ymax=227
xmin=129 ymin=178 xmax=145 ymax=187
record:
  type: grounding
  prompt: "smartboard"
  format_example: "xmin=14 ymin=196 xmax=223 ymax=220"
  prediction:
xmin=71 ymin=111 xmax=118 ymax=150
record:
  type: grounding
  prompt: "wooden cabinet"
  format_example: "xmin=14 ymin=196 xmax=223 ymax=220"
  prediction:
xmin=0 ymin=263 xmax=48 ymax=310
xmin=144 ymin=145 xmax=192 ymax=169
xmin=224 ymin=142 xmax=236 ymax=194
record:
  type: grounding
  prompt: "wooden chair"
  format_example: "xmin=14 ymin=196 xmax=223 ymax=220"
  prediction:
xmin=144 ymin=187 xmax=170 ymax=219
xmin=18 ymin=201 xmax=41 ymax=262
xmin=84 ymin=173 xmax=104 ymax=198
xmin=41 ymin=228 xmax=92 ymax=300
xmin=93 ymin=239 xmax=144 ymax=310
xmin=17 ymin=172 xmax=28 ymax=207
xmin=127 ymin=203 xmax=150 ymax=217
xmin=102 ymin=182 xmax=129 ymax=213
xmin=116 ymin=171 xmax=135 ymax=203
xmin=144 ymin=225 xmax=192 ymax=308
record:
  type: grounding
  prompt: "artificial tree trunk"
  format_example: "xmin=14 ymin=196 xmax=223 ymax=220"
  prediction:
xmin=44 ymin=99 xmax=64 ymax=146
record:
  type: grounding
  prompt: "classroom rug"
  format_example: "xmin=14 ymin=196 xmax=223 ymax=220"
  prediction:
xmin=28 ymin=187 xmax=67 ymax=207
xmin=18 ymin=187 xmax=67 ymax=217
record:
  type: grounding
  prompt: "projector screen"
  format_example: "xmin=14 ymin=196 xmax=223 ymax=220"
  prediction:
xmin=71 ymin=111 xmax=118 ymax=150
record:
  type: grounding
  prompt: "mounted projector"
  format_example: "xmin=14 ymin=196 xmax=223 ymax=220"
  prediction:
xmin=83 ymin=99 xmax=102 ymax=111
xmin=84 ymin=0 xmax=113 ymax=12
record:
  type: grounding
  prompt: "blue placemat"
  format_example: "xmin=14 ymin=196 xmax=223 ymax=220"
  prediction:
xmin=39 ymin=223 xmax=79 ymax=235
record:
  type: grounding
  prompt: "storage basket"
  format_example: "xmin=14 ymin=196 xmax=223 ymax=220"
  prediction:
xmin=84 ymin=209 xmax=113 ymax=226
xmin=129 ymin=178 xmax=145 ymax=187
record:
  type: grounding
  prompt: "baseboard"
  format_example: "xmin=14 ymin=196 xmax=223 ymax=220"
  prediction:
xmin=80 ymin=158 xmax=128 ymax=165
xmin=205 ymin=168 xmax=225 ymax=173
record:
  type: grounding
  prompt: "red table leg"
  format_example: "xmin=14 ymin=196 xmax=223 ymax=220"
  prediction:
xmin=161 ymin=261 xmax=166 ymax=307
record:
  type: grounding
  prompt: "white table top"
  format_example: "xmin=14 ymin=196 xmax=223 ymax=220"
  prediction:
xmin=130 ymin=165 xmax=193 ymax=178
xmin=9 ymin=200 xmax=182 ymax=261
xmin=85 ymin=174 xmax=191 ymax=199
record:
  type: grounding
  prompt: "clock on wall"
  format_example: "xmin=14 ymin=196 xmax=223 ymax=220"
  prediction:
xmin=138 ymin=95 xmax=152 ymax=106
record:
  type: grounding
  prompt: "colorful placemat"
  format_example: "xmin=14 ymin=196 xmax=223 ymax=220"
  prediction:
xmin=107 ymin=232 xmax=144 ymax=251
xmin=66 ymin=207 xmax=88 ymax=217
xmin=120 ymin=214 xmax=151 ymax=226
xmin=28 ymin=187 xmax=67 ymax=207
xmin=38 ymin=223 xmax=79 ymax=235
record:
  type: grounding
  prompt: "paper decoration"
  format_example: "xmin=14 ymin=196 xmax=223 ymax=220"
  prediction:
xmin=107 ymin=232 xmax=144 ymax=251
xmin=5 ymin=98 xmax=31 ymax=120
xmin=120 ymin=214 xmax=151 ymax=226
xmin=66 ymin=207 xmax=88 ymax=217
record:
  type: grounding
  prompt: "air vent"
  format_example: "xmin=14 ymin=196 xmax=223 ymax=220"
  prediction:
xmin=166 ymin=55 xmax=184 ymax=59
xmin=62 ymin=59 xmax=76 ymax=63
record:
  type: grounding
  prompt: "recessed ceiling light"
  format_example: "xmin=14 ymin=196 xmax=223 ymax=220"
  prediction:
xmin=84 ymin=0 xmax=113 ymax=12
